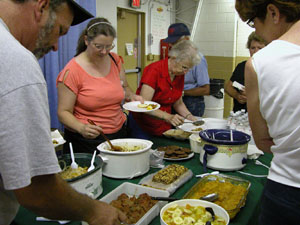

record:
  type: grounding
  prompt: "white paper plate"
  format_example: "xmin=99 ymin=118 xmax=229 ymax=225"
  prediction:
xmin=51 ymin=129 xmax=66 ymax=148
xmin=177 ymin=118 xmax=207 ymax=134
xmin=164 ymin=152 xmax=194 ymax=161
xmin=123 ymin=101 xmax=160 ymax=112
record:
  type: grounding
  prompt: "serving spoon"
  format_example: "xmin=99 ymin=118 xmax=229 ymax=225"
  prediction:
xmin=151 ymin=193 xmax=218 ymax=202
xmin=205 ymin=207 xmax=216 ymax=224
xmin=183 ymin=120 xmax=205 ymax=126
xmin=87 ymin=119 xmax=123 ymax=151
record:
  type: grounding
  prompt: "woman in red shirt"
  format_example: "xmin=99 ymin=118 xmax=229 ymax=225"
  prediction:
xmin=130 ymin=40 xmax=200 ymax=137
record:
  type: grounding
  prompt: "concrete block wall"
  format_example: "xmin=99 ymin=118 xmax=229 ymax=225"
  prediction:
xmin=236 ymin=18 xmax=255 ymax=57
xmin=193 ymin=0 xmax=236 ymax=57
xmin=188 ymin=0 xmax=254 ymax=117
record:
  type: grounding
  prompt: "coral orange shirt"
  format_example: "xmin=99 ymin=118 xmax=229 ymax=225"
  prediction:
xmin=134 ymin=58 xmax=184 ymax=136
xmin=56 ymin=53 xmax=126 ymax=134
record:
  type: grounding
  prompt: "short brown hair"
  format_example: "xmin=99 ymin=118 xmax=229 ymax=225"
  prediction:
xmin=76 ymin=18 xmax=116 ymax=56
xmin=235 ymin=0 xmax=300 ymax=23
xmin=246 ymin=32 xmax=267 ymax=49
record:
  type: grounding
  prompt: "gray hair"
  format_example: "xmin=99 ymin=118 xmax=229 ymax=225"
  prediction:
xmin=169 ymin=40 xmax=201 ymax=67
xmin=13 ymin=0 xmax=68 ymax=12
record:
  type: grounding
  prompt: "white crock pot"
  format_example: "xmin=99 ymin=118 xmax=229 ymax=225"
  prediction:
xmin=97 ymin=138 xmax=153 ymax=179
xmin=199 ymin=129 xmax=251 ymax=171
xmin=59 ymin=153 xmax=103 ymax=199
xmin=189 ymin=133 xmax=202 ymax=153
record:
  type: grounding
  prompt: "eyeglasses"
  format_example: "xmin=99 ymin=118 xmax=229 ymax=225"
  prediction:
xmin=178 ymin=62 xmax=191 ymax=72
xmin=92 ymin=42 xmax=115 ymax=51
xmin=247 ymin=16 xmax=255 ymax=28
xmin=181 ymin=65 xmax=190 ymax=71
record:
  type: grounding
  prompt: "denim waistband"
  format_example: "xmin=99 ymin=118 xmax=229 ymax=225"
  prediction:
xmin=183 ymin=95 xmax=204 ymax=100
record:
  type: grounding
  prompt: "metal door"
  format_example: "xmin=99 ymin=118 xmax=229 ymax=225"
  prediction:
xmin=117 ymin=8 xmax=145 ymax=92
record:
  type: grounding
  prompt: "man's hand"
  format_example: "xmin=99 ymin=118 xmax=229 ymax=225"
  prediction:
xmin=86 ymin=201 xmax=127 ymax=225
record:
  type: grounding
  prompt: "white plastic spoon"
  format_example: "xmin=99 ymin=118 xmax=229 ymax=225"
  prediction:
xmin=195 ymin=171 xmax=219 ymax=178
xmin=87 ymin=150 xmax=97 ymax=172
xmin=69 ymin=142 xmax=78 ymax=169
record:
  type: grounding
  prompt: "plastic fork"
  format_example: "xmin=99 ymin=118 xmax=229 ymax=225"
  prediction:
xmin=87 ymin=150 xmax=97 ymax=172
xmin=69 ymin=142 xmax=78 ymax=169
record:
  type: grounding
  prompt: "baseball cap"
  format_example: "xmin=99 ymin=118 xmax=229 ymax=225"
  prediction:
xmin=164 ymin=23 xmax=191 ymax=43
xmin=68 ymin=0 xmax=94 ymax=26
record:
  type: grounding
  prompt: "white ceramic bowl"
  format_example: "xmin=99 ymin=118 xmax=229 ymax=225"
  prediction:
xmin=97 ymin=138 xmax=153 ymax=179
xmin=160 ymin=199 xmax=230 ymax=225
xmin=189 ymin=133 xmax=202 ymax=153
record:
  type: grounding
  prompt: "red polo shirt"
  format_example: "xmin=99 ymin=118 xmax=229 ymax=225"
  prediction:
xmin=133 ymin=58 xmax=184 ymax=136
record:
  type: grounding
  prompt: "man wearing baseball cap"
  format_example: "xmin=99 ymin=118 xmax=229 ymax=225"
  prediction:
xmin=163 ymin=23 xmax=210 ymax=117
xmin=0 ymin=1 xmax=126 ymax=225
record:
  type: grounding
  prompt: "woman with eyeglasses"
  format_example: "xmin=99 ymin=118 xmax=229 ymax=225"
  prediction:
xmin=225 ymin=31 xmax=266 ymax=112
xmin=128 ymin=40 xmax=200 ymax=139
xmin=235 ymin=1 xmax=300 ymax=225
xmin=56 ymin=18 xmax=143 ymax=153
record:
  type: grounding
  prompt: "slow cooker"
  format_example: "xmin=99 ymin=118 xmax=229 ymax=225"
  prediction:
xmin=199 ymin=129 xmax=251 ymax=172
xmin=58 ymin=153 xmax=103 ymax=199
xmin=97 ymin=138 xmax=153 ymax=179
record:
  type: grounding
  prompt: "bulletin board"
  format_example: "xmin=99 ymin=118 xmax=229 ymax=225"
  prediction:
xmin=150 ymin=2 xmax=170 ymax=55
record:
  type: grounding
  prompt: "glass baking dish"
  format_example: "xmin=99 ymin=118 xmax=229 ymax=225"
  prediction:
xmin=183 ymin=174 xmax=251 ymax=219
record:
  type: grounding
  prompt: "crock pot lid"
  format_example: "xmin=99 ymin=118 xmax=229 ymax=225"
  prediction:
xmin=199 ymin=129 xmax=251 ymax=145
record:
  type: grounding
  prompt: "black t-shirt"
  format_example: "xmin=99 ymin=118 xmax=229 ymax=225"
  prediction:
xmin=230 ymin=61 xmax=247 ymax=112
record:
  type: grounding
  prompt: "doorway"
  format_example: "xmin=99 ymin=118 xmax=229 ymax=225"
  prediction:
xmin=117 ymin=8 xmax=145 ymax=92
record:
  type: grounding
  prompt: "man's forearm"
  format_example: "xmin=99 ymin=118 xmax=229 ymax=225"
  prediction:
xmin=14 ymin=174 xmax=97 ymax=222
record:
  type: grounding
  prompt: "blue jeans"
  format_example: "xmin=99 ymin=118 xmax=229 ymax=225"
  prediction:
xmin=258 ymin=179 xmax=300 ymax=225
xmin=183 ymin=96 xmax=205 ymax=117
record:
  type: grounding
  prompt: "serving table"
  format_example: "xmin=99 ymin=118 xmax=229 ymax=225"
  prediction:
xmin=12 ymin=136 xmax=273 ymax=225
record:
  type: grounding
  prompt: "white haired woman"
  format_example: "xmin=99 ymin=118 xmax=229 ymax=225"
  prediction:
xmin=129 ymin=40 xmax=201 ymax=138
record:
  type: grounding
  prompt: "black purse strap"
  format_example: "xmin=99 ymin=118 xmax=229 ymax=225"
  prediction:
xmin=109 ymin=53 xmax=120 ymax=72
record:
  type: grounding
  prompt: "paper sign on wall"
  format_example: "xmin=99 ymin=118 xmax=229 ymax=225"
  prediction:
xmin=150 ymin=3 xmax=170 ymax=55
xmin=125 ymin=43 xmax=134 ymax=55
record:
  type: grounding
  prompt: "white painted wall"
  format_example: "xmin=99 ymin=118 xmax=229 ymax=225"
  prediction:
xmin=95 ymin=0 xmax=253 ymax=57
xmin=192 ymin=0 xmax=236 ymax=57
xmin=96 ymin=0 xmax=174 ymax=55
xmin=178 ymin=0 xmax=253 ymax=57
xmin=236 ymin=18 xmax=255 ymax=57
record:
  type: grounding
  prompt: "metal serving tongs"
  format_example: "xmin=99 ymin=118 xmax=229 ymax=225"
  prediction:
xmin=87 ymin=119 xmax=123 ymax=151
